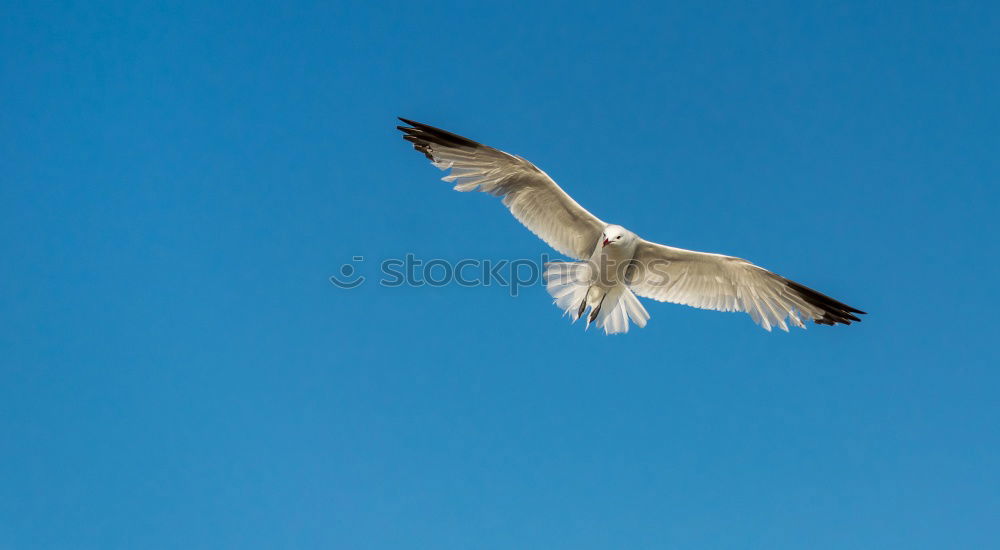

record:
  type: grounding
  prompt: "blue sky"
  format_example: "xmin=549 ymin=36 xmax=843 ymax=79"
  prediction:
xmin=2 ymin=1 xmax=998 ymax=548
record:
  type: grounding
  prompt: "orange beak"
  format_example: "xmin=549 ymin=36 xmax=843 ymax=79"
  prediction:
xmin=602 ymin=238 xmax=610 ymax=247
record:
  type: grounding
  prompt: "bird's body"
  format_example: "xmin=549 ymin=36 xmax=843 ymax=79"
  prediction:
xmin=546 ymin=224 xmax=648 ymax=333
xmin=397 ymin=118 xmax=865 ymax=334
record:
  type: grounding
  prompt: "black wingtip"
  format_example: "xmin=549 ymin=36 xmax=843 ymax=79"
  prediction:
xmin=394 ymin=118 xmax=481 ymax=149
xmin=781 ymin=277 xmax=867 ymax=326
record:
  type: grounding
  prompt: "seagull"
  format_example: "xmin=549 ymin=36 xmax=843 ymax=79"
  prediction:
xmin=397 ymin=118 xmax=865 ymax=334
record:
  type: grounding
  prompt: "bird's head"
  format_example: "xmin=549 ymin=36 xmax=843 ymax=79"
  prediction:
xmin=602 ymin=225 xmax=635 ymax=248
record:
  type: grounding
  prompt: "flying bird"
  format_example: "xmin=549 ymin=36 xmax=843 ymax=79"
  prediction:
xmin=397 ymin=118 xmax=865 ymax=334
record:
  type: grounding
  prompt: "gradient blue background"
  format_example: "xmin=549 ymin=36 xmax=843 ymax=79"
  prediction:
xmin=2 ymin=1 xmax=998 ymax=548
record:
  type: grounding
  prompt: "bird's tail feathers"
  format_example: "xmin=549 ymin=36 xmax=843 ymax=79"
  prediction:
xmin=544 ymin=261 xmax=591 ymax=323
xmin=593 ymin=285 xmax=650 ymax=335
xmin=544 ymin=262 xmax=650 ymax=334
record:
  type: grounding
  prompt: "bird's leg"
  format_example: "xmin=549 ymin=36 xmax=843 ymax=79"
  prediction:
xmin=588 ymin=294 xmax=607 ymax=324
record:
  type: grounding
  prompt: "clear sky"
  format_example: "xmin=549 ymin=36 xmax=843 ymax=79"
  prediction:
xmin=2 ymin=1 xmax=998 ymax=548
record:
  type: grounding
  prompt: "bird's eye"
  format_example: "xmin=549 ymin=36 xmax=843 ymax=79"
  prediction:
xmin=616 ymin=236 xmax=621 ymax=240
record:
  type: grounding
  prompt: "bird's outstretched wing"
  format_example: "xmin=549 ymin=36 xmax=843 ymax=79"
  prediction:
xmin=628 ymin=239 xmax=865 ymax=331
xmin=397 ymin=118 xmax=605 ymax=260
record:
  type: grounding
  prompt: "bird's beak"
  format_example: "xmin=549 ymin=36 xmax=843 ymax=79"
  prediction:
xmin=602 ymin=238 xmax=610 ymax=248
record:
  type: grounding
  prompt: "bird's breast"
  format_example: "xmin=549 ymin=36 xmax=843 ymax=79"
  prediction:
xmin=590 ymin=244 xmax=636 ymax=289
